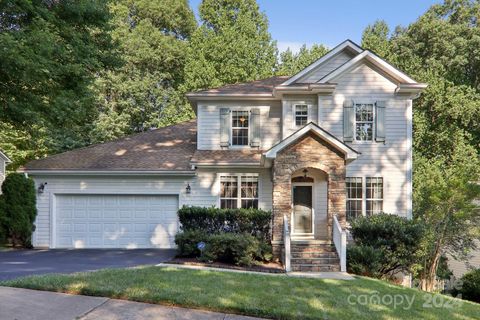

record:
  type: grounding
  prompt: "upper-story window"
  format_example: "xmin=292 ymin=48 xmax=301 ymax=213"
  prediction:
xmin=231 ymin=110 xmax=249 ymax=146
xmin=295 ymin=104 xmax=308 ymax=126
xmin=355 ymin=103 xmax=374 ymax=141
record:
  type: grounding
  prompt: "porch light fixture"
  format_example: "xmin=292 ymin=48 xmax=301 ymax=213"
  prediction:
xmin=186 ymin=183 xmax=191 ymax=194
xmin=303 ymin=169 xmax=308 ymax=178
xmin=37 ymin=182 xmax=47 ymax=193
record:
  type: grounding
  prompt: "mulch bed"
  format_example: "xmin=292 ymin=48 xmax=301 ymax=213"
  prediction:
xmin=167 ymin=257 xmax=285 ymax=274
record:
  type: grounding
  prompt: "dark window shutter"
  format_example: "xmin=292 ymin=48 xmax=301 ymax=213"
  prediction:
xmin=250 ymin=108 xmax=261 ymax=148
xmin=375 ymin=101 xmax=386 ymax=143
xmin=343 ymin=99 xmax=354 ymax=142
xmin=220 ymin=108 xmax=230 ymax=148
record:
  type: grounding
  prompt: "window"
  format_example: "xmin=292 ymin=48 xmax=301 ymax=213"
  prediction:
xmin=295 ymin=104 xmax=308 ymax=126
xmin=220 ymin=175 xmax=258 ymax=209
xmin=346 ymin=177 xmax=384 ymax=220
xmin=355 ymin=103 xmax=374 ymax=141
xmin=231 ymin=110 xmax=249 ymax=146
xmin=346 ymin=177 xmax=363 ymax=220
xmin=366 ymin=177 xmax=383 ymax=216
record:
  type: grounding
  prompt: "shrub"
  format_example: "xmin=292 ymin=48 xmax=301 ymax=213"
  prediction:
xmin=201 ymin=233 xmax=261 ymax=266
xmin=347 ymin=213 xmax=424 ymax=279
xmin=178 ymin=206 xmax=271 ymax=241
xmin=456 ymin=269 xmax=480 ymax=303
xmin=1 ymin=173 xmax=37 ymax=248
xmin=175 ymin=231 xmax=272 ymax=266
xmin=175 ymin=229 xmax=208 ymax=257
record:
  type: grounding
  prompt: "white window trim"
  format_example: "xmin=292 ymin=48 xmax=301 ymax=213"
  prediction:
xmin=346 ymin=177 xmax=363 ymax=220
xmin=230 ymin=109 xmax=250 ymax=148
xmin=292 ymin=102 xmax=312 ymax=129
xmin=366 ymin=177 xmax=384 ymax=216
xmin=353 ymin=101 xmax=376 ymax=143
xmin=217 ymin=173 xmax=260 ymax=209
xmin=346 ymin=176 xmax=384 ymax=219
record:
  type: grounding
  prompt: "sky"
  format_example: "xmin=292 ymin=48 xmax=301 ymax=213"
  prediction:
xmin=188 ymin=0 xmax=439 ymax=53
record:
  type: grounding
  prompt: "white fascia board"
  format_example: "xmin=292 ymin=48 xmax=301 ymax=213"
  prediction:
xmin=281 ymin=40 xmax=363 ymax=86
xmin=23 ymin=170 xmax=196 ymax=176
xmin=0 ymin=151 xmax=11 ymax=163
xmin=319 ymin=50 xmax=417 ymax=84
xmin=264 ymin=123 xmax=359 ymax=160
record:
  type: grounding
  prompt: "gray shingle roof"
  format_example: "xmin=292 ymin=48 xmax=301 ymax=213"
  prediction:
xmin=25 ymin=120 xmax=197 ymax=172
xmin=188 ymin=76 xmax=289 ymax=95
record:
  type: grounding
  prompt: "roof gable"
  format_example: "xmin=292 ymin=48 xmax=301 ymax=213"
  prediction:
xmin=319 ymin=50 xmax=417 ymax=84
xmin=264 ymin=122 xmax=359 ymax=161
xmin=281 ymin=40 xmax=363 ymax=86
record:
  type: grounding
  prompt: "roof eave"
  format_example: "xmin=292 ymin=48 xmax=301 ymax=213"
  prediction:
xmin=22 ymin=170 xmax=196 ymax=176
xmin=273 ymin=84 xmax=337 ymax=97
xmin=186 ymin=93 xmax=277 ymax=101
xmin=264 ymin=122 xmax=360 ymax=161
xmin=0 ymin=150 xmax=11 ymax=163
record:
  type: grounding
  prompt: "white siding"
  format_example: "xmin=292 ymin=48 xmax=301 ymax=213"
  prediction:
xmin=281 ymin=95 xmax=318 ymax=139
xmin=448 ymin=242 xmax=480 ymax=278
xmin=319 ymin=63 xmax=410 ymax=216
xmin=197 ymin=100 xmax=282 ymax=150
xmin=31 ymin=168 xmax=272 ymax=248
xmin=297 ymin=51 xmax=354 ymax=83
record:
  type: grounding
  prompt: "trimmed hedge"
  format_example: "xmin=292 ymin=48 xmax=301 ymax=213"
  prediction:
xmin=175 ymin=206 xmax=273 ymax=266
xmin=175 ymin=230 xmax=272 ymax=266
xmin=347 ymin=213 xmax=424 ymax=279
xmin=178 ymin=206 xmax=271 ymax=241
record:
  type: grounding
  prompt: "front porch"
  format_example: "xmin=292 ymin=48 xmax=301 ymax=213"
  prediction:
xmin=264 ymin=123 xmax=359 ymax=272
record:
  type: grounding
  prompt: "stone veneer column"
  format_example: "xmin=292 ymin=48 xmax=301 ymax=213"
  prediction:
xmin=271 ymin=132 xmax=347 ymax=260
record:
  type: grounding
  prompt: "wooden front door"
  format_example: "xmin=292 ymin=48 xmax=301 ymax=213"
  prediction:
xmin=292 ymin=185 xmax=313 ymax=234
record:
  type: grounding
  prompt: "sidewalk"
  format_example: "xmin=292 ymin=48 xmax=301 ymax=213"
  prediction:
xmin=0 ymin=286 xmax=264 ymax=320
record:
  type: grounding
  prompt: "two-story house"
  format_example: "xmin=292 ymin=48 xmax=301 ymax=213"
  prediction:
xmin=24 ymin=40 xmax=426 ymax=272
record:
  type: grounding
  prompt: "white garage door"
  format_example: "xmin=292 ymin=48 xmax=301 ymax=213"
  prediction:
xmin=55 ymin=194 xmax=179 ymax=249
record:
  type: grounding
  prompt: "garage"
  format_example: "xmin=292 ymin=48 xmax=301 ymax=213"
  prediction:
xmin=54 ymin=194 xmax=179 ymax=249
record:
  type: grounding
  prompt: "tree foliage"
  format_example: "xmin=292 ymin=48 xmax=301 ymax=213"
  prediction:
xmin=183 ymin=0 xmax=277 ymax=91
xmin=276 ymin=44 xmax=329 ymax=76
xmin=0 ymin=0 xmax=115 ymax=169
xmin=0 ymin=173 xmax=37 ymax=248
xmin=93 ymin=0 xmax=197 ymax=141
xmin=362 ymin=0 xmax=480 ymax=291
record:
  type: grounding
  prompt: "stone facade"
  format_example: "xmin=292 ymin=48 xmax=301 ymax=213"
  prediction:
xmin=271 ymin=132 xmax=347 ymax=259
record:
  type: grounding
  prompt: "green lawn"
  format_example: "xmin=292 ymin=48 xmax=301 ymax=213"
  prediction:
xmin=1 ymin=266 xmax=478 ymax=320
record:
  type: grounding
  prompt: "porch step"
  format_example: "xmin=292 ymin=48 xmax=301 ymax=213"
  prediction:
xmin=291 ymin=251 xmax=338 ymax=259
xmin=290 ymin=242 xmax=341 ymax=272
xmin=291 ymin=257 xmax=340 ymax=265
xmin=291 ymin=264 xmax=341 ymax=272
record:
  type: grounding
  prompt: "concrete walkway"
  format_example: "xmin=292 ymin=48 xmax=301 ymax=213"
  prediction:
xmin=0 ymin=287 xmax=264 ymax=320
xmin=157 ymin=263 xmax=355 ymax=280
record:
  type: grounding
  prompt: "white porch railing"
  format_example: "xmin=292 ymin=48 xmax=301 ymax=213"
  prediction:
xmin=283 ymin=214 xmax=291 ymax=272
xmin=333 ymin=215 xmax=347 ymax=272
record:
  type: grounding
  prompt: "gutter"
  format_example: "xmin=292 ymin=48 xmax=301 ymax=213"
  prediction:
xmin=22 ymin=170 xmax=196 ymax=176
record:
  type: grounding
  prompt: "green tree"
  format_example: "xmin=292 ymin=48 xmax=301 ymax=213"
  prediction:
xmin=361 ymin=20 xmax=392 ymax=59
xmin=0 ymin=0 xmax=115 ymax=168
xmin=1 ymin=173 xmax=37 ymax=248
xmin=361 ymin=0 xmax=480 ymax=292
xmin=94 ymin=0 xmax=197 ymax=140
xmin=184 ymin=0 xmax=277 ymax=91
xmin=276 ymin=44 xmax=329 ymax=76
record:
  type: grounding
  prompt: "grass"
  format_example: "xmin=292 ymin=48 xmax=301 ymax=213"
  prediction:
xmin=1 ymin=266 xmax=478 ymax=320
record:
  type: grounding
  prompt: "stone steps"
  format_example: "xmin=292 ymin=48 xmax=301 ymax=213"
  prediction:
xmin=290 ymin=241 xmax=340 ymax=272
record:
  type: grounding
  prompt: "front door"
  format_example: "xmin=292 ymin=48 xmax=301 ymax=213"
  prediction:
xmin=292 ymin=185 xmax=313 ymax=234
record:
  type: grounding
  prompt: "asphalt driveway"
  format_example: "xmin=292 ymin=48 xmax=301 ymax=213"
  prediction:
xmin=0 ymin=249 xmax=176 ymax=280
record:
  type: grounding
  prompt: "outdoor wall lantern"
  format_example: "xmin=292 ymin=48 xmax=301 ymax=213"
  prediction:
xmin=186 ymin=183 xmax=191 ymax=194
xmin=37 ymin=182 xmax=47 ymax=193
xmin=303 ymin=169 xmax=308 ymax=178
